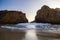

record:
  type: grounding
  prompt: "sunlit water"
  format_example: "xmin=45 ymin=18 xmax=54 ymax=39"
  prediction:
xmin=0 ymin=23 xmax=60 ymax=40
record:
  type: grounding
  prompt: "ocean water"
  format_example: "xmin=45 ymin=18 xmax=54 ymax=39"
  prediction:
xmin=0 ymin=23 xmax=60 ymax=40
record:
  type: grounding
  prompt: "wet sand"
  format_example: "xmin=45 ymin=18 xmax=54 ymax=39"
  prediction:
xmin=1 ymin=29 xmax=60 ymax=40
xmin=37 ymin=31 xmax=60 ymax=40
xmin=0 ymin=29 xmax=25 ymax=40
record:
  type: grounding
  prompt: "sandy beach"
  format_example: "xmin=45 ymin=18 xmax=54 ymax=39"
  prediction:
xmin=0 ymin=29 xmax=25 ymax=40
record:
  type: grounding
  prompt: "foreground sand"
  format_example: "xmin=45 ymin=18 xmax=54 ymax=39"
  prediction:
xmin=37 ymin=31 xmax=60 ymax=40
xmin=0 ymin=29 xmax=25 ymax=40
xmin=0 ymin=28 xmax=60 ymax=40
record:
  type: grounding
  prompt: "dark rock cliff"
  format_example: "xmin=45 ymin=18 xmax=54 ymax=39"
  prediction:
xmin=0 ymin=10 xmax=28 ymax=24
xmin=35 ymin=5 xmax=60 ymax=24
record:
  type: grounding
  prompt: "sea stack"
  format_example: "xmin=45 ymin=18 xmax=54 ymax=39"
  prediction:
xmin=35 ymin=5 xmax=60 ymax=24
xmin=0 ymin=10 xmax=28 ymax=24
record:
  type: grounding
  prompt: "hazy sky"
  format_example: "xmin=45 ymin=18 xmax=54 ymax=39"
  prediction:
xmin=0 ymin=0 xmax=60 ymax=22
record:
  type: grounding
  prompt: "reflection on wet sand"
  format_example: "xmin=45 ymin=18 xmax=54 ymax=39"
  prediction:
xmin=22 ymin=25 xmax=38 ymax=40
xmin=23 ymin=30 xmax=38 ymax=40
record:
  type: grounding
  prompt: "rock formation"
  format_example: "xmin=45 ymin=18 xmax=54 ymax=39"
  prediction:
xmin=35 ymin=5 xmax=60 ymax=24
xmin=0 ymin=10 xmax=28 ymax=24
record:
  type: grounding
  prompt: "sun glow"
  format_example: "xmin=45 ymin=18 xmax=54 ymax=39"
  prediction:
xmin=49 ymin=4 xmax=60 ymax=9
xmin=46 ymin=0 xmax=60 ymax=8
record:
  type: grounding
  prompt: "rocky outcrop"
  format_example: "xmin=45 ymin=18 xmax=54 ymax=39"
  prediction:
xmin=35 ymin=5 xmax=60 ymax=24
xmin=0 ymin=10 xmax=28 ymax=24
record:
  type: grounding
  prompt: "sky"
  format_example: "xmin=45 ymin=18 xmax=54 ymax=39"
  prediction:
xmin=0 ymin=0 xmax=60 ymax=22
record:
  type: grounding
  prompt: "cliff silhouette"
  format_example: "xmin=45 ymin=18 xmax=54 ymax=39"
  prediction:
xmin=0 ymin=10 xmax=28 ymax=24
xmin=1 ymin=5 xmax=60 ymax=24
xmin=35 ymin=5 xmax=60 ymax=24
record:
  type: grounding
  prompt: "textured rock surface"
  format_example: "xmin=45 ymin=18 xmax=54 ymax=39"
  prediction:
xmin=35 ymin=5 xmax=60 ymax=24
xmin=0 ymin=10 xmax=28 ymax=24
